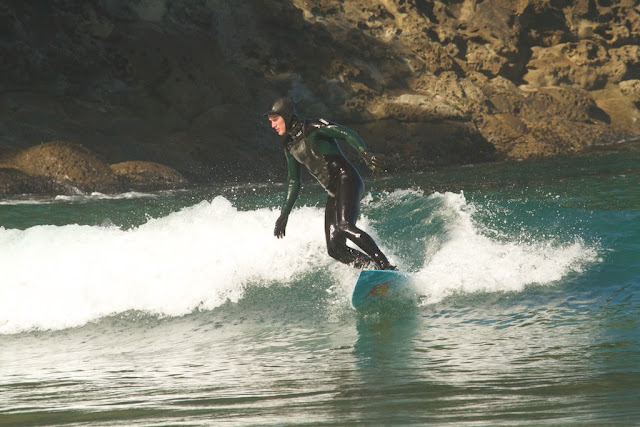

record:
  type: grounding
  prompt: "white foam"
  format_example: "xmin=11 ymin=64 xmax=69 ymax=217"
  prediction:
xmin=0 ymin=191 xmax=601 ymax=333
xmin=0 ymin=196 xmax=332 ymax=334
xmin=0 ymin=191 xmax=160 ymax=205
xmin=55 ymin=191 xmax=160 ymax=201
xmin=412 ymin=192 xmax=599 ymax=304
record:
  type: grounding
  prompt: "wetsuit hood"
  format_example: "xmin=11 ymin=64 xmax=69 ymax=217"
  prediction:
xmin=264 ymin=97 xmax=298 ymax=129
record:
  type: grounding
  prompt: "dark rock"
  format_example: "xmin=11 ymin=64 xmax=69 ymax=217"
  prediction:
xmin=0 ymin=0 xmax=638 ymax=198
xmin=3 ymin=141 xmax=122 ymax=193
xmin=0 ymin=167 xmax=67 ymax=197
xmin=111 ymin=160 xmax=187 ymax=191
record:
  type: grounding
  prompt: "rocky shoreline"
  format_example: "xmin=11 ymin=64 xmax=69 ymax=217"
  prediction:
xmin=0 ymin=141 xmax=186 ymax=196
xmin=1 ymin=0 xmax=639 ymax=196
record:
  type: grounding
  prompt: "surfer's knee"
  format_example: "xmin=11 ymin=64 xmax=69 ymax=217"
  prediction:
xmin=327 ymin=244 xmax=371 ymax=269
xmin=335 ymin=220 xmax=360 ymax=238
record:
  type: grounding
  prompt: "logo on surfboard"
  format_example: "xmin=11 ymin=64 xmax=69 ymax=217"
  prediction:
xmin=366 ymin=280 xmax=394 ymax=298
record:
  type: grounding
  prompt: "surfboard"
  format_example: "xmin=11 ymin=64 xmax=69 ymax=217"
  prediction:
xmin=351 ymin=270 xmax=412 ymax=309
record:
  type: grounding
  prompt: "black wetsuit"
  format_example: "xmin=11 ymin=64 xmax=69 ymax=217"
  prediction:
xmin=276 ymin=117 xmax=393 ymax=270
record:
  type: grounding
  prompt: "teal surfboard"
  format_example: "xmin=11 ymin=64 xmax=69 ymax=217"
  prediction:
xmin=351 ymin=270 xmax=413 ymax=309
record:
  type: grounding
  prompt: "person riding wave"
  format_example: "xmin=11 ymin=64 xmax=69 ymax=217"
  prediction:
xmin=265 ymin=97 xmax=395 ymax=270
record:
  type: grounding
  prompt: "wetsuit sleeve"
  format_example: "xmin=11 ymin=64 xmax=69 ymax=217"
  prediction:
xmin=281 ymin=150 xmax=301 ymax=216
xmin=315 ymin=124 xmax=367 ymax=155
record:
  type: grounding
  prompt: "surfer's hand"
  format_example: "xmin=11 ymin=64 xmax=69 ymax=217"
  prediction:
xmin=274 ymin=214 xmax=288 ymax=238
xmin=363 ymin=151 xmax=383 ymax=173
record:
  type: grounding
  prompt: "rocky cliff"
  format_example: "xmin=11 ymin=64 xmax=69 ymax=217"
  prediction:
xmin=1 ymin=0 xmax=639 ymax=195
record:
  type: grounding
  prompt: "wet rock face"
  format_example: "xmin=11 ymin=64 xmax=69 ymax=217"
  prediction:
xmin=289 ymin=0 xmax=640 ymax=158
xmin=0 ymin=0 xmax=639 ymax=195
xmin=0 ymin=141 xmax=186 ymax=196
xmin=110 ymin=160 xmax=187 ymax=191
xmin=0 ymin=167 xmax=67 ymax=197
xmin=6 ymin=141 xmax=122 ymax=193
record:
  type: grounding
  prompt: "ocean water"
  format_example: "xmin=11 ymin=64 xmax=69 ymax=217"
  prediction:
xmin=1 ymin=146 xmax=638 ymax=425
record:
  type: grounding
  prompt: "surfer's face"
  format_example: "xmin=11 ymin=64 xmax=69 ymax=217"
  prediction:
xmin=268 ymin=114 xmax=286 ymax=136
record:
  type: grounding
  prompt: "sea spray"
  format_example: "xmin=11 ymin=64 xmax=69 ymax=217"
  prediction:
xmin=0 ymin=196 xmax=332 ymax=334
xmin=0 ymin=190 xmax=601 ymax=334
xmin=0 ymin=151 xmax=636 ymax=425
xmin=411 ymin=192 xmax=599 ymax=303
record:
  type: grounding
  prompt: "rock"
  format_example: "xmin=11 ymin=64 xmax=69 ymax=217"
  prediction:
xmin=3 ymin=141 xmax=122 ymax=193
xmin=366 ymin=93 xmax=467 ymax=122
xmin=591 ymin=85 xmax=640 ymax=134
xmin=619 ymin=80 xmax=640 ymax=103
xmin=0 ymin=0 xmax=638 ymax=188
xmin=0 ymin=167 xmax=67 ymax=197
xmin=523 ymin=42 xmax=606 ymax=89
xmin=357 ymin=119 xmax=495 ymax=168
xmin=0 ymin=142 xmax=189 ymax=196
xmin=110 ymin=161 xmax=187 ymax=191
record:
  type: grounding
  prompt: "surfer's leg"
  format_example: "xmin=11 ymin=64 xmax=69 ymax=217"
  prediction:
xmin=333 ymin=174 xmax=395 ymax=270
xmin=325 ymin=196 xmax=373 ymax=268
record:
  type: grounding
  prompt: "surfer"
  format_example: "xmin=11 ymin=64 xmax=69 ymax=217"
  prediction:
xmin=265 ymin=97 xmax=395 ymax=270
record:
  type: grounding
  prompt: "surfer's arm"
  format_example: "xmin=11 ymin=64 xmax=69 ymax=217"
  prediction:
xmin=317 ymin=124 xmax=366 ymax=155
xmin=317 ymin=124 xmax=383 ymax=173
xmin=282 ymin=151 xmax=301 ymax=216
xmin=275 ymin=151 xmax=301 ymax=238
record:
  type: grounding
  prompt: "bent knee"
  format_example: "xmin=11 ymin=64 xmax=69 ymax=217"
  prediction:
xmin=335 ymin=220 xmax=361 ymax=238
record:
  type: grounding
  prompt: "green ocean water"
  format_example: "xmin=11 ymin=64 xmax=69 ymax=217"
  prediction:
xmin=0 ymin=146 xmax=639 ymax=425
